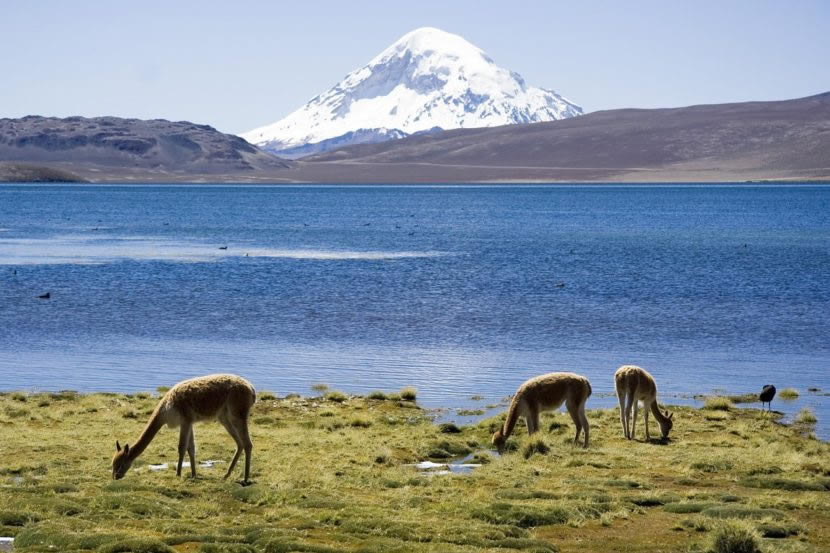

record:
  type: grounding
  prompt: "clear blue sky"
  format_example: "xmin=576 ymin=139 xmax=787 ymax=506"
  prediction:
xmin=1 ymin=0 xmax=828 ymax=134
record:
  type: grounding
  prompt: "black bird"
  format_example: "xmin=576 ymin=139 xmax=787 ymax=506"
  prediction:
xmin=759 ymin=384 xmax=776 ymax=411
xmin=37 ymin=292 xmax=50 ymax=300
xmin=218 ymin=246 xmax=228 ymax=250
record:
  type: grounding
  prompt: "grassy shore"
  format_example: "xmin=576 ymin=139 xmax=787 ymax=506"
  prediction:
xmin=0 ymin=390 xmax=827 ymax=553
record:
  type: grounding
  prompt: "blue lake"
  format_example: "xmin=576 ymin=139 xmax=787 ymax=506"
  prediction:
xmin=1 ymin=184 xmax=828 ymax=437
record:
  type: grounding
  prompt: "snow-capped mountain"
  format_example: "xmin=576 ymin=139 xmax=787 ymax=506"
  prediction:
xmin=242 ymin=27 xmax=582 ymax=157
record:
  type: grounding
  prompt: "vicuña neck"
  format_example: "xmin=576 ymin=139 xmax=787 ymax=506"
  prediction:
xmin=650 ymin=402 xmax=669 ymax=424
xmin=128 ymin=409 xmax=166 ymax=460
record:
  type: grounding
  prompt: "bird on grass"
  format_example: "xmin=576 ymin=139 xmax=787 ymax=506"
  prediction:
xmin=759 ymin=384 xmax=776 ymax=411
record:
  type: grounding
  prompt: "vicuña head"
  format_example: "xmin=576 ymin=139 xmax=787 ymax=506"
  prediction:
xmin=111 ymin=374 xmax=256 ymax=484
xmin=492 ymin=372 xmax=592 ymax=452
xmin=112 ymin=440 xmax=133 ymax=480
xmin=491 ymin=428 xmax=508 ymax=453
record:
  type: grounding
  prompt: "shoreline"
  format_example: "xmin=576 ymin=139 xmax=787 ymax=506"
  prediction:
xmin=1 ymin=389 xmax=827 ymax=553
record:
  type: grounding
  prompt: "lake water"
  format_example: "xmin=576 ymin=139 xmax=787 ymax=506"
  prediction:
xmin=1 ymin=184 xmax=828 ymax=437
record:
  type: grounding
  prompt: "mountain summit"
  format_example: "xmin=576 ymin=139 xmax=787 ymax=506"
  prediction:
xmin=241 ymin=27 xmax=582 ymax=157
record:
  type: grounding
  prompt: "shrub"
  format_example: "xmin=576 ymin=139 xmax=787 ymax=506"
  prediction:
xmin=399 ymin=387 xmax=417 ymax=401
xmin=709 ymin=520 xmax=762 ymax=553
xmin=367 ymin=390 xmax=388 ymax=400
xmin=779 ymin=388 xmax=799 ymax=399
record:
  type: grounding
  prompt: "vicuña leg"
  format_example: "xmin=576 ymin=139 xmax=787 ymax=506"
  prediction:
xmin=238 ymin=418 xmax=253 ymax=484
xmin=618 ymin=390 xmax=629 ymax=439
xmin=632 ymin=400 xmax=639 ymax=440
xmin=643 ymin=407 xmax=650 ymax=441
xmin=525 ymin=403 xmax=540 ymax=435
xmin=579 ymin=404 xmax=590 ymax=448
xmin=565 ymin=401 xmax=588 ymax=447
xmin=186 ymin=426 xmax=197 ymax=477
xmin=219 ymin=416 xmax=244 ymax=480
xmin=176 ymin=421 xmax=192 ymax=477
xmin=624 ymin=393 xmax=636 ymax=440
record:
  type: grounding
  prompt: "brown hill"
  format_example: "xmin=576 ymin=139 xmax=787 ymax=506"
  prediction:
xmin=292 ymin=92 xmax=830 ymax=182
xmin=0 ymin=116 xmax=292 ymax=182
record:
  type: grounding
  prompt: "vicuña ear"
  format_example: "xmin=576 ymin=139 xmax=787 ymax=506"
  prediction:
xmin=668 ymin=412 xmax=674 ymax=420
xmin=116 ymin=440 xmax=121 ymax=452
xmin=124 ymin=443 xmax=130 ymax=454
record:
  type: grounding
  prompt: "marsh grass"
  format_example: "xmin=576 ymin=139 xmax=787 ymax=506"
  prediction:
xmin=779 ymin=388 xmax=800 ymax=400
xmin=704 ymin=397 xmax=734 ymax=411
xmin=709 ymin=520 xmax=762 ymax=553
xmin=399 ymin=387 xmax=417 ymax=401
xmin=0 ymin=392 xmax=827 ymax=553
xmin=795 ymin=408 xmax=817 ymax=425
xmin=323 ymin=390 xmax=347 ymax=403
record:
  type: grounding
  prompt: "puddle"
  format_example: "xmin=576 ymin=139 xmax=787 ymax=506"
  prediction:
xmin=146 ymin=460 xmax=223 ymax=472
xmin=408 ymin=450 xmax=498 ymax=476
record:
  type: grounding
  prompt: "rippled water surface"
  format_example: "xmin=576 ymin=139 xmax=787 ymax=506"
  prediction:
xmin=1 ymin=184 xmax=828 ymax=436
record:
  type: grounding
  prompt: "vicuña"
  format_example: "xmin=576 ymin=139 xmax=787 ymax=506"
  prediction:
xmin=112 ymin=374 xmax=256 ymax=484
xmin=614 ymin=365 xmax=673 ymax=441
xmin=492 ymin=372 xmax=592 ymax=452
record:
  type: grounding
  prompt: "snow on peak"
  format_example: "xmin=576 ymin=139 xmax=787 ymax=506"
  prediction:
xmin=370 ymin=27 xmax=488 ymax=66
xmin=242 ymin=27 xmax=582 ymax=157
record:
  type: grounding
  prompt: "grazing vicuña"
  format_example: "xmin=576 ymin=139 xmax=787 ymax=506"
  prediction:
xmin=112 ymin=374 xmax=256 ymax=484
xmin=492 ymin=372 xmax=592 ymax=452
xmin=614 ymin=365 xmax=673 ymax=440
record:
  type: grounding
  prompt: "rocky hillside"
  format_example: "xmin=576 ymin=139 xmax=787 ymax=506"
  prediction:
xmin=0 ymin=116 xmax=290 ymax=181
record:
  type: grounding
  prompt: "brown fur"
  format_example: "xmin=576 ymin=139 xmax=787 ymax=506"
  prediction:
xmin=492 ymin=372 xmax=592 ymax=451
xmin=614 ymin=365 xmax=673 ymax=441
xmin=112 ymin=374 xmax=256 ymax=484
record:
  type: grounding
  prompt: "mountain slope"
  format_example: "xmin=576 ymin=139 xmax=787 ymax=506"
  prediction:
xmin=291 ymin=92 xmax=830 ymax=182
xmin=242 ymin=27 xmax=581 ymax=157
xmin=0 ymin=116 xmax=291 ymax=181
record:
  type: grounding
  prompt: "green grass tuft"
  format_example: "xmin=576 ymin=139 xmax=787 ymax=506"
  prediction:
xmin=399 ymin=386 xmax=417 ymax=401
xmin=756 ymin=521 xmax=804 ymax=538
xmin=471 ymin=502 xmax=571 ymax=528
xmin=522 ymin=439 xmax=551 ymax=459
xmin=779 ymin=387 xmax=799 ymax=399
xmin=367 ymin=390 xmax=388 ymax=400
xmin=324 ymin=390 xmax=347 ymax=403
xmin=97 ymin=538 xmax=177 ymax=553
xmin=709 ymin=520 xmax=762 ymax=553
xmin=795 ymin=407 xmax=817 ymax=424
xmin=739 ymin=476 xmax=828 ymax=491
xmin=438 ymin=422 xmax=461 ymax=433
xmin=704 ymin=396 xmax=734 ymax=411
xmin=701 ymin=506 xmax=785 ymax=520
